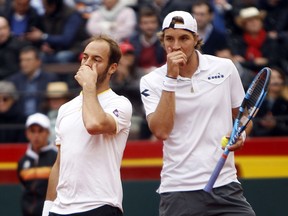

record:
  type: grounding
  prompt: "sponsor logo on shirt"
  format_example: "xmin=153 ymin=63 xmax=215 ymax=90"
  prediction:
xmin=113 ymin=109 xmax=119 ymax=117
xmin=208 ymin=73 xmax=224 ymax=80
xmin=141 ymin=89 xmax=150 ymax=97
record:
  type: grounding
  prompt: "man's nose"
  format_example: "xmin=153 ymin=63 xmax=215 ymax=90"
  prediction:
xmin=172 ymin=40 xmax=181 ymax=51
xmin=84 ymin=57 xmax=93 ymax=68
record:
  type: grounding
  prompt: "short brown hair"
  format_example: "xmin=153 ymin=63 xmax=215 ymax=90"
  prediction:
xmin=157 ymin=16 xmax=203 ymax=50
xmin=86 ymin=35 xmax=122 ymax=66
xmin=138 ymin=5 xmax=160 ymax=23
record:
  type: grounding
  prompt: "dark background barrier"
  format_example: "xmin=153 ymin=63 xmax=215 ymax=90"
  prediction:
xmin=1 ymin=138 xmax=288 ymax=215
xmin=1 ymin=179 xmax=288 ymax=216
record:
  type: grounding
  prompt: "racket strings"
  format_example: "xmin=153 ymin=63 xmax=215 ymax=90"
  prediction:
xmin=204 ymin=67 xmax=271 ymax=193
xmin=239 ymin=72 xmax=268 ymax=126
xmin=246 ymin=73 xmax=267 ymax=112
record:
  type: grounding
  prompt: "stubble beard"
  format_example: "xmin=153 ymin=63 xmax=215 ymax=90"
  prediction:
xmin=96 ymin=65 xmax=110 ymax=86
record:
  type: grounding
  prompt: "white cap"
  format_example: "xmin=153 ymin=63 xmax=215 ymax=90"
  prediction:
xmin=162 ymin=11 xmax=197 ymax=33
xmin=26 ymin=113 xmax=50 ymax=129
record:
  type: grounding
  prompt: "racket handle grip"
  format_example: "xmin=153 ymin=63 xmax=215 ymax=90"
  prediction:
xmin=204 ymin=155 xmax=227 ymax=193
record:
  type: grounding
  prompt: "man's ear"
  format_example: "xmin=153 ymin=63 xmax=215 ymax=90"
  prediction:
xmin=108 ymin=63 xmax=118 ymax=76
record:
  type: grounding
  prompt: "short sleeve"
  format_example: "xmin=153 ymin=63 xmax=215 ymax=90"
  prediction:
xmin=140 ymin=75 xmax=162 ymax=117
xmin=104 ymin=97 xmax=132 ymax=134
xmin=229 ymin=62 xmax=245 ymax=108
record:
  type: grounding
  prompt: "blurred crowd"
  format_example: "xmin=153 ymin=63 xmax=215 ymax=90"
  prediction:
xmin=0 ymin=0 xmax=288 ymax=143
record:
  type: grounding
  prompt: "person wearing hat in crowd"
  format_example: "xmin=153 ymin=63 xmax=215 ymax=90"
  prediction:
xmin=139 ymin=11 xmax=255 ymax=215
xmin=44 ymin=81 xmax=71 ymax=143
xmin=7 ymin=45 xmax=59 ymax=117
xmin=0 ymin=80 xmax=27 ymax=143
xmin=230 ymin=6 xmax=281 ymax=73
xmin=17 ymin=113 xmax=57 ymax=216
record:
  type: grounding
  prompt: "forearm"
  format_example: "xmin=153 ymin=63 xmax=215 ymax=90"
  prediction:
xmin=45 ymin=154 xmax=59 ymax=201
xmin=43 ymin=165 xmax=58 ymax=216
xmin=148 ymin=91 xmax=175 ymax=140
xmin=46 ymin=171 xmax=58 ymax=200
xmin=82 ymin=86 xmax=115 ymax=134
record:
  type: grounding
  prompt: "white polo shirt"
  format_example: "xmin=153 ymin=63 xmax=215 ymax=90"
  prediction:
xmin=50 ymin=89 xmax=132 ymax=214
xmin=140 ymin=51 xmax=245 ymax=193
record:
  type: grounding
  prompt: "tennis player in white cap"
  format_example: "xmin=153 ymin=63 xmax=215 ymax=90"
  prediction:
xmin=140 ymin=10 xmax=255 ymax=216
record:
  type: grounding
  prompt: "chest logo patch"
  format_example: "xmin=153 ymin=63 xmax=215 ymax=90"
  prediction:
xmin=208 ymin=73 xmax=224 ymax=80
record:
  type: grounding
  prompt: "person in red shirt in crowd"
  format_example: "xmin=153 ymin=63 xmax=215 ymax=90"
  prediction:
xmin=230 ymin=7 xmax=281 ymax=72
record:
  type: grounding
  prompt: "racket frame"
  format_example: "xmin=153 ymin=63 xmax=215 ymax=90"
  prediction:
xmin=203 ymin=67 xmax=271 ymax=193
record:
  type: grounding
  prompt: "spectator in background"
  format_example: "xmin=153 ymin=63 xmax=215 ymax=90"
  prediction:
xmin=25 ymin=0 xmax=88 ymax=63
xmin=191 ymin=0 xmax=230 ymax=56
xmin=30 ymin=0 xmax=44 ymax=15
xmin=215 ymin=1 xmax=264 ymax=35
xmin=64 ymin=0 xmax=102 ymax=19
xmin=111 ymin=41 xmax=137 ymax=92
xmin=231 ymin=0 xmax=258 ymax=9
xmin=7 ymin=46 xmax=59 ymax=117
xmin=0 ymin=16 xmax=30 ymax=80
xmin=0 ymin=81 xmax=27 ymax=143
xmin=43 ymin=82 xmax=70 ymax=143
xmin=1 ymin=0 xmax=44 ymax=39
xmin=258 ymin=0 xmax=288 ymax=42
xmin=149 ymin=0 xmax=192 ymax=23
xmin=211 ymin=0 xmax=233 ymax=34
xmin=230 ymin=7 xmax=280 ymax=72
xmin=0 ymin=0 xmax=10 ymax=14
xmin=111 ymin=41 xmax=143 ymax=139
xmin=258 ymin=0 xmax=288 ymax=74
xmin=111 ymin=41 xmax=142 ymax=114
xmin=281 ymin=39 xmax=288 ymax=76
xmin=17 ymin=113 xmax=57 ymax=216
xmin=252 ymin=67 xmax=288 ymax=137
xmin=86 ymin=0 xmax=137 ymax=42
xmin=129 ymin=5 xmax=166 ymax=75
xmin=216 ymin=48 xmax=255 ymax=91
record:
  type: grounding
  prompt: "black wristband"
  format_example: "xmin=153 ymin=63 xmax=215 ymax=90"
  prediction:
xmin=166 ymin=75 xmax=177 ymax=79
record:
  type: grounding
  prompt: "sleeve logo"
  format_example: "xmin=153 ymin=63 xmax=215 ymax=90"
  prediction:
xmin=113 ymin=109 xmax=119 ymax=117
xmin=141 ymin=89 xmax=150 ymax=97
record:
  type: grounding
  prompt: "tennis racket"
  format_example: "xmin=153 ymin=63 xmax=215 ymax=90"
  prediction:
xmin=204 ymin=67 xmax=271 ymax=193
